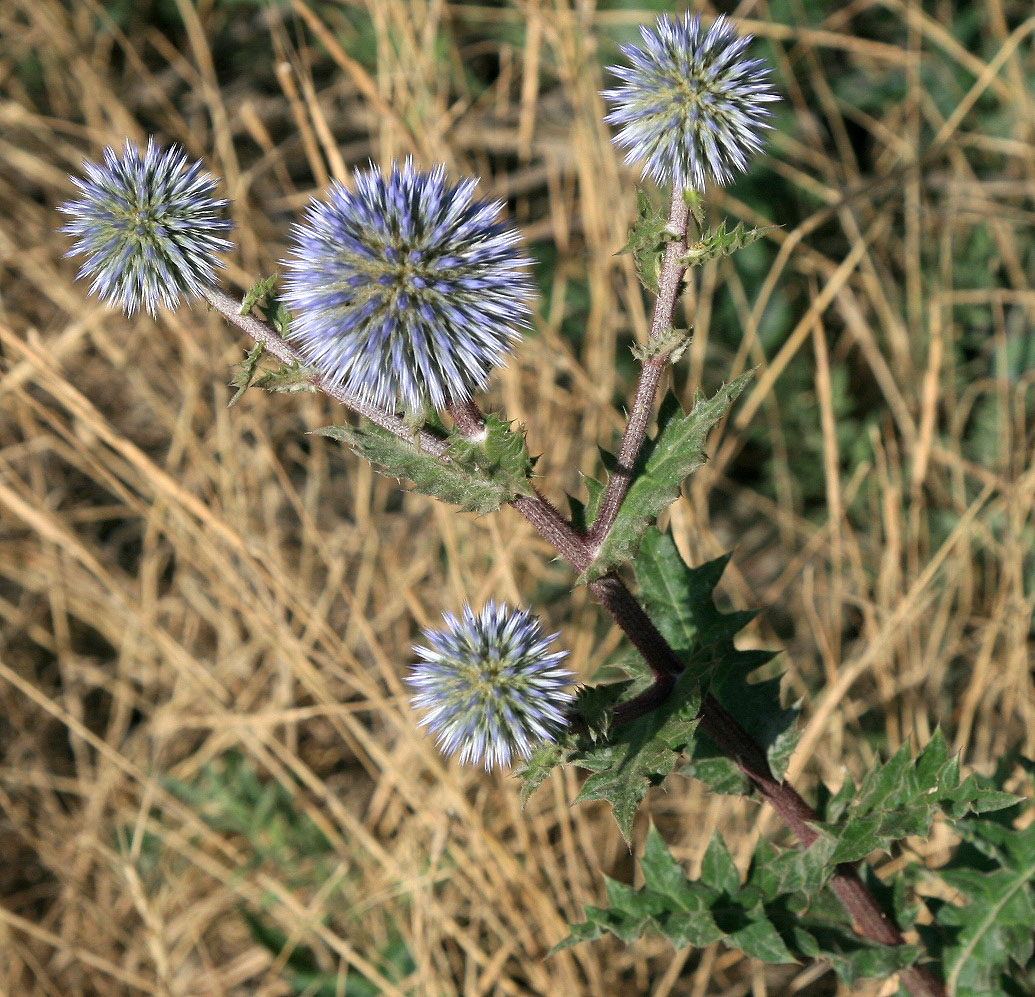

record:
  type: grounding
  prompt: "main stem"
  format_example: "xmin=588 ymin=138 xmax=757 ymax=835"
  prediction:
xmin=589 ymin=187 xmax=690 ymax=546
xmin=211 ymin=287 xmax=944 ymax=997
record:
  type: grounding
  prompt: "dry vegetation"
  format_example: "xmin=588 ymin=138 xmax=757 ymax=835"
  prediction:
xmin=1 ymin=0 xmax=1034 ymax=994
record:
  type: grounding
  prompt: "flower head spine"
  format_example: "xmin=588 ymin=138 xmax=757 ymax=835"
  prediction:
xmin=602 ymin=14 xmax=779 ymax=190
xmin=407 ymin=602 xmax=575 ymax=770
xmin=60 ymin=137 xmax=233 ymax=316
xmin=282 ymin=159 xmax=532 ymax=417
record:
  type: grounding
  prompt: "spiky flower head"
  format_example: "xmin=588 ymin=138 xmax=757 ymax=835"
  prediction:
xmin=407 ymin=602 xmax=575 ymax=770
xmin=603 ymin=13 xmax=778 ymax=190
xmin=60 ymin=137 xmax=232 ymax=317
xmin=282 ymin=159 xmax=532 ymax=417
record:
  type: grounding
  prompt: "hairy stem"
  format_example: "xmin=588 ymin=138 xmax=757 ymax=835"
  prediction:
xmin=217 ymin=287 xmax=944 ymax=997
xmin=203 ymin=287 xmax=448 ymax=455
xmin=589 ymin=187 xmax=691 ymax=547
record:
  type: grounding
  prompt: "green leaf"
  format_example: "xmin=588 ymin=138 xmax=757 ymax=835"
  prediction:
xmin=573 ymin=667 xmax=703 ymax=842
xmin=700 ymin=832 xmax=740 ymax=894
xmin=680 ymin=220 xmax=776 ymax=267
xmin=227 ymin=343 xmax=265 ymax=407
xmin=632 ymin=527 xmax=799 ymax=790
xmin=238 ymin=272 xmax=293 ymax=335
xmin=239 ymin=273 xmax=278 ymax=316
xmin=254 ymin=360 xmax=318 ymax=394
xmin=568 ymin=475 xmax=605 ymax=533
xmin=444 ymin=414 xmax=536 ymax=501
xmin=630 ymin=325 xmax=691 ymax=364
xmin=820 ymin=730 xmax=1021 ymax=866
xmin=922 ymin=811 xmax=1035 ymax=995
xmin=519 ymin=667 xmax=701 ymax=842
xmin=581 ymin=374 xmax=750 ymax=583
xmin=318 ymin=420 xmax=525 ymax=515
xmin=560 ymin=824 xmax=820 ymax=967
xmin=616 ymin=190 xmax=679 ymax=293
xmin=559 ymin=825 xmax=923 ymax=982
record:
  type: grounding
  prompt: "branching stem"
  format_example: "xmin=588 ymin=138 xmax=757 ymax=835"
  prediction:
xmin=589 ymin=187 xmax=691 ymax=548
xmin=213 ymin=284 xmax=945 ymax=997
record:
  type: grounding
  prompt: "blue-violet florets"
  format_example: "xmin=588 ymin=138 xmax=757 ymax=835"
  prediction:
xmin=60 ymin=137 xmax=232 ymax=317
xmin=408 ymin=602 xmax=575 ymax=770
xmin=603 ymin=13 xmax=778 ymax=190
xmin=282 ymin=160 xmax=532 ymax=416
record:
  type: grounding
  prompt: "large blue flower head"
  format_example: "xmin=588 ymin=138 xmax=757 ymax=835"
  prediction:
xmin=282 ymin=160 xmax=533 ymax=417
xmin=603 ymin=13 xmax=778 ymax=190
xmin=60 ymin=138 xmax=233 ymax=317
xmin=407 ymin=602 xmax=575 ymax=771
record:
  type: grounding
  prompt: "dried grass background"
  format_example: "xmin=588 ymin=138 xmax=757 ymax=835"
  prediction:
xmin=1 ymin=0 xmax=1034 ymax=994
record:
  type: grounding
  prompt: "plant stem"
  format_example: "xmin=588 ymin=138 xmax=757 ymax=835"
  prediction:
xmin=589 ymin=187 xmax=691 ymax=547
xmin=202 ymin=287 xmax=448 ymax=455
xmin=215 ymin=287 xmax=944 ymax=997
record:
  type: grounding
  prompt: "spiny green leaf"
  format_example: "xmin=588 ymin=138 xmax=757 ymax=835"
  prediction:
xmin=568 ymin=475 xmax=606 ymax=533
xmin=632 ymin=527 xmax=798 ymax=790
xmin=680 ymin=220 xmax=776 ymax=267
xmin=254 ymin=360 xmax=318 ymax=394
xmin=316 ymin=422 xmax=506 ymax=514
xmin=748 ymin=835 xmax=839 ymax=907
xmin=580 ymin=374 xmax=750 ymax=583
xmin=444 ymin=414 xmax=535 ymax=500
xmin=700 ymin=832 xmax=739 ymax=894
xmin=519 ymin=667 xmax=702 ymax=843
xmin=630 ymin=325 xmax=691 ymax=363
xmin=820 ymin=730 xmax=1021 ymax=866
xmin=922 ymin=808 xmax=1035 ymax=996
xmin=239 ymin=273 xmax=279 ymax=316
xmin=518 ymin=683 xmax=625 ymax=806
xmin=238 ymin=272 xmax=292 ymax=335
xmin=616 ymin=190 xmax=680 ymax=293
xmin=572 ymin=667 xmax=703 ymax=842
xmin=317 ymin=416 xmax=534 ymax=515
xmin=681 ymin=188 xmax=706 ymax=228
xmin=559 ymin=826 xmax=922 ymax=982
xmin=227 ymin=343 xmax=265 ymax=407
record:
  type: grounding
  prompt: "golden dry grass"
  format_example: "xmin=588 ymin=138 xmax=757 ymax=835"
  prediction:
xmin=1 ymin=1 xmax=1034 ymax=994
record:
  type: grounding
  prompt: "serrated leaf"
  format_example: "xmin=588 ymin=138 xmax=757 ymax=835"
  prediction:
xmin=238 ymin=272 xmax=293 ymax=335
xmin=518 ymin=683 xmax=625 ymax=806
xmin=559 ymin=825 xmax=923 ymax=983
xmin=700 ymin=832 xmax=739 ymax=894
xmin=317 ymin=422 xmax=506 ymax=514
xmin=616 ymin=189 xmax=677 ymax=293
xmin=519 ymin=666 xmax=701 ymax=842
xmin=227 ymin=343 xmax=265 ymax=407
xmin=569 ymin=476 xmax=605 ymax=533
xmin=581 ymin=374 xmax=750 ymax=583
xmin=560 ymin=824 xmax=792 ymax=965
xmin=633 ymin=527 xmax=799 ymax=790
xmin=923 ymin=811 xmax=1035 ymax=996
xmin=820 ymin=730 xmax=1021 ymax=866
xmin=573 ymin=667 xmax=703 ymax=841
xmin=444 ymin=414 xmax=535 ymax=500
xmin=239 ymin=273 xmax=279 ymax=315
xmin=254 ymin=361 xmax=318 ymax=394
xmin=318 ymin=416 xmax=534 ymax=515
xmin=748 ymin=835 xmax=839 ymax=907
xmin=630 ymin=325 xmax=691 ymax=363
xmin=680 ymin=220 xmax=775 ymax=267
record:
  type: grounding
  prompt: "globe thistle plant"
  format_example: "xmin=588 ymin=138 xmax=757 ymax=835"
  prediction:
xmin=407 ymin=602 xmax=575 ymax=770
xmin=282 ymin=159 xmax=532 ymax=417
xmin=60 ymin=137 xmax=232 ymax=317
xmin=602 ymin=13 xmax=778 ymax=190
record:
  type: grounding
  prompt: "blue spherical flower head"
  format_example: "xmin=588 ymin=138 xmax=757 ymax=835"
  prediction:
xmin=603 ymin=14 xmax=779 ymax=190
xmin=282 ymin=160 xmax=532 ymax=417
xmin=60 ymin=137 xmax=233 ymax=317
xmin=407 ymin=602 xmax=575 ymax=771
